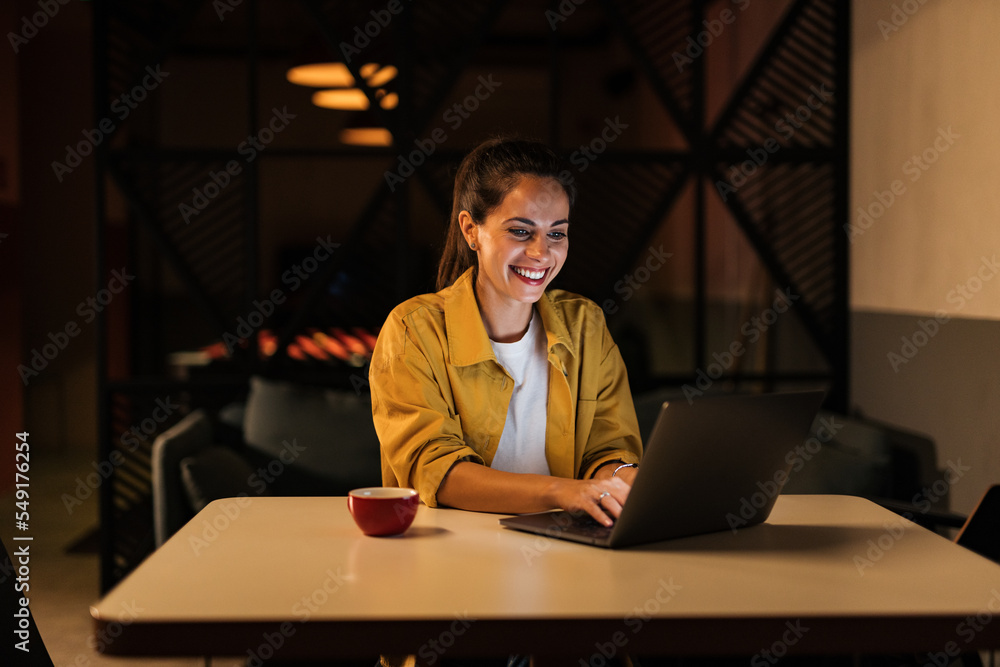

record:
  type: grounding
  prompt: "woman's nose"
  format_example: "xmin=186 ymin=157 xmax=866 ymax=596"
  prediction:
xmin=526 ymin=235 xmax=548 ymax=259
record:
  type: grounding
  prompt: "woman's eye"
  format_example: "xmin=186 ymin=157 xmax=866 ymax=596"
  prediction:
xmin=548 ymin=231 xmax=567 ymax=240
xmin=509 ymin=228 xmax=530 ymax=238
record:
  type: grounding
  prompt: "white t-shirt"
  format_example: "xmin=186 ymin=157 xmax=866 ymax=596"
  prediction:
xmin=489 ymin=309 xmax=550 ymax=475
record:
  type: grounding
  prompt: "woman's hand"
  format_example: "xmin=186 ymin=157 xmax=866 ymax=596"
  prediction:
xmin=436 ymin=461 xmax=637 ymax=525
xmin=545 ymin=476 xmax=632 ymax=527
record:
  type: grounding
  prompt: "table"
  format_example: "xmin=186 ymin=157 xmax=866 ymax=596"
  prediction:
xmin=91 ymin=495 xmax=1000 ymax=661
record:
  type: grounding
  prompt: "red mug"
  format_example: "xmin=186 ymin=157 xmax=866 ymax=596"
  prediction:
xmin=348 ymin=487 xmax=419 ymax=536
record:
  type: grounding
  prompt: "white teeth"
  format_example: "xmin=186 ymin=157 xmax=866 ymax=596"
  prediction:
xmin=513 ymin=267 xmax=545 ymax=280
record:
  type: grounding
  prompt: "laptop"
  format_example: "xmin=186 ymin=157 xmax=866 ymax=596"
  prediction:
xmin=499 ymin=390 xmax=826 ymax=548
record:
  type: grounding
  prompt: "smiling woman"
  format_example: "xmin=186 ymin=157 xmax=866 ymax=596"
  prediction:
xmin=458 ymin=175 xmax=570 ymax=343
xmin=369 ymin=137 xmax=642 ymax=528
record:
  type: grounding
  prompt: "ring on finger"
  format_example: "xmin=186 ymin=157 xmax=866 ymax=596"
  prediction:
xmin=598 ymin=491 xmax=611 ymax=503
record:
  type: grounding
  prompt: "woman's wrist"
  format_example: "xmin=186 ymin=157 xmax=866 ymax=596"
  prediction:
xmin=542 ymin=475 xmax=571 ymax=508
xmin=612 ymin=463 xmax=638 ymax=478
xmin=591 ymin=459 xmax=624 ymax=480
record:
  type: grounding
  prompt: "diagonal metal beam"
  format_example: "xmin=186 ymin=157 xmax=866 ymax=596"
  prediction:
xmin=103 ymin=0 xmax=206 ymax=131
xmin=406 ymin=0 xmax=510 ymax=140
xmin=708 ymin=163 xmax=836 ymax=365
xmin=709 ymin=0 xmax=816 ymax=142
xmin=594 ymin=161 xmax=696 ymax=306
xmin=106 ymin=160 xmax=231 ymax=336
xmin=596 ymin=0 xmax=700 ymax=147
xmin=266 ymin=180 xmax=396 ymax=367
xmin=297 ymin=0 xmax=401 ymax=137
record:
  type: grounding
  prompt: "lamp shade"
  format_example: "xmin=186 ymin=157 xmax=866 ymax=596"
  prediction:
xmin=287 ymin=61 xmax=354 ymax=88
xmin=312 ymin=88 xmax=369 ymax=110
xmin=339 ymin=108 xmax=393 ymax=146
xmin=340 ymin=127 xmax=393 ymax=146
xmin=287 ymin=35 xmax=398 ymax=122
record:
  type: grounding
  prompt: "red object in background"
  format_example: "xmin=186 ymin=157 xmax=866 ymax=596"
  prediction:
xmin=295 ymin=334 xmax=331 ymax=361
xmin=332 ymin=327 xmax=370 ymax=357
xmin=312 ymin=330 xmax=350 ymax=361
xmin=202 ymin=341 xmax=229 ymax=360
xmin=352 ymin=326 xmax=378 ymax=352
xmin=258 ymin=330 xmax=278 ymax=357
xmin=197 ymin=326 xmax=379 ymax=364
xmin=286 ymin=342 xmax=307 ymax=361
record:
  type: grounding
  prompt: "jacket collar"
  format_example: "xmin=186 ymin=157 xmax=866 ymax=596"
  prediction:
xmin=443 ymin=267 xmax=577 ymax=367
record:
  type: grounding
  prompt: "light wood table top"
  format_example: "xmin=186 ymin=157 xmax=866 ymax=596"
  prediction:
xmin=91 ymin=494 xmax=1000 ymax=660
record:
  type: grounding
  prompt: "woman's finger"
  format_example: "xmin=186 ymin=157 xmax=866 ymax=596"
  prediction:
xmin=598 ymin=492 xmax=623 ymax=519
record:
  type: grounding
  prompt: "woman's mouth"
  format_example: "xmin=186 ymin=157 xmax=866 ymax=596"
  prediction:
xmin=511 ymin=265 xmax=549 ymax=285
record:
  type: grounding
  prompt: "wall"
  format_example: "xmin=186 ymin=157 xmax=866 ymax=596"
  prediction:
xmin=1 ymin=0 xmax=22 ymax=492
xmin=13 ymin=0 xmax=96 ymax=454
xmin=851 ymin=0 xmax=1000 ymax=514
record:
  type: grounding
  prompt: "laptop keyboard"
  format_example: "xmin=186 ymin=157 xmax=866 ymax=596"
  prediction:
xmin=561 ymin=513 xmax=614 ymax=540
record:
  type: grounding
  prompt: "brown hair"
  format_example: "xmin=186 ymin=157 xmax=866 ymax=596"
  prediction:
xmin=435 ymin=137 xmax=576 ymax=291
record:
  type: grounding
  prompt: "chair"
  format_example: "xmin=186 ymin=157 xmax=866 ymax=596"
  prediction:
xmin=949 ymin=485 xmax=1000 ymax=667
xmin=150 ymin=409 xmax=216 ymax=547
xmin=955 ymin=484 xmax=1000 ymax=564
xmin=150 ymin=376 xmax=383 ymax=547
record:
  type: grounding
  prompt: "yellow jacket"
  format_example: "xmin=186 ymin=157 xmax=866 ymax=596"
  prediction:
xmin=369 ymin=267 xmax=642 ymax=506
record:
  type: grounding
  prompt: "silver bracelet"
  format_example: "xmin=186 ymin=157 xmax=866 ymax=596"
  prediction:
xmin=612 ymin=463 xmax=638 ymax=477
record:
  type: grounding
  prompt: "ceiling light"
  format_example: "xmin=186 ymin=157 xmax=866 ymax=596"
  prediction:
xmin=366 ymin=65 xmax=398 ymax=88
xmin=312 ymin=88 xmax=370 ymax=111
xmin=287 ymin=62 xmax=354 ymax=88
xmin=340 ymin=127 xmax=393 ymax=146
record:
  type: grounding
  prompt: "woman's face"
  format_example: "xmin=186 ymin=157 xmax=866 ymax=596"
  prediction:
xmin=462 ymin=176 xmax=570 ymax=308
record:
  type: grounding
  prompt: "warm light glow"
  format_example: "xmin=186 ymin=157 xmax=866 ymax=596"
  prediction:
xmin=366 ymin=65 xmax=398 ymax=88
xmin=287 ymin=62 xmax=354 ymax=88
xmin=312 ymin=89 xmax=370 ymax=110
xmin=378 ymin=91 xmax=398 ymax=109
xmin=295 ymin=61 xmax=398 ymax=114
xmin=340 ymin=127 xmax=393 ymax=146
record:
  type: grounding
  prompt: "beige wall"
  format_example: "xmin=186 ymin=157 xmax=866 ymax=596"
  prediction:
xmin=851 ymin=0 xmax=1000 ymax=514
xmin=852 ymin=0 xmax=1000 ymax=320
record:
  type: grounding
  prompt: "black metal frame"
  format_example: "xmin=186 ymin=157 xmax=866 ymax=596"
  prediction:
xmin=94 ymin=0 xmax=849 ymax=590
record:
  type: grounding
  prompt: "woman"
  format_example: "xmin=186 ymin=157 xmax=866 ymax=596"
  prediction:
xmin=370 ymin=137 xmax=642 ymax=527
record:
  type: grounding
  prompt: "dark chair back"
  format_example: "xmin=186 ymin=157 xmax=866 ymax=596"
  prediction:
xmin=955 ymin=484 xmax=1000 ymax=564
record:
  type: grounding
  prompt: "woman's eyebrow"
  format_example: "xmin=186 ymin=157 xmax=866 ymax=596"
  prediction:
xmin=504 ymin=217 xmax=569 ymax=226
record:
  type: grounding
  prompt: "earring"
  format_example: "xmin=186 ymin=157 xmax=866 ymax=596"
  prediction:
xmin=470 ymin=242 xmax=476 ymax=251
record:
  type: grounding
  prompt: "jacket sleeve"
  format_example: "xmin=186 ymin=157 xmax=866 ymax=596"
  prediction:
xmin=579 ymin=316 xmax=643 ymax=479
xmin=369 ymin=310 xmax=485 ymax=507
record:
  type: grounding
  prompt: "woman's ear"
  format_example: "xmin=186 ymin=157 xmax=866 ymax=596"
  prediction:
xmin=459 ymin=211 xmax=478 ymax=250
